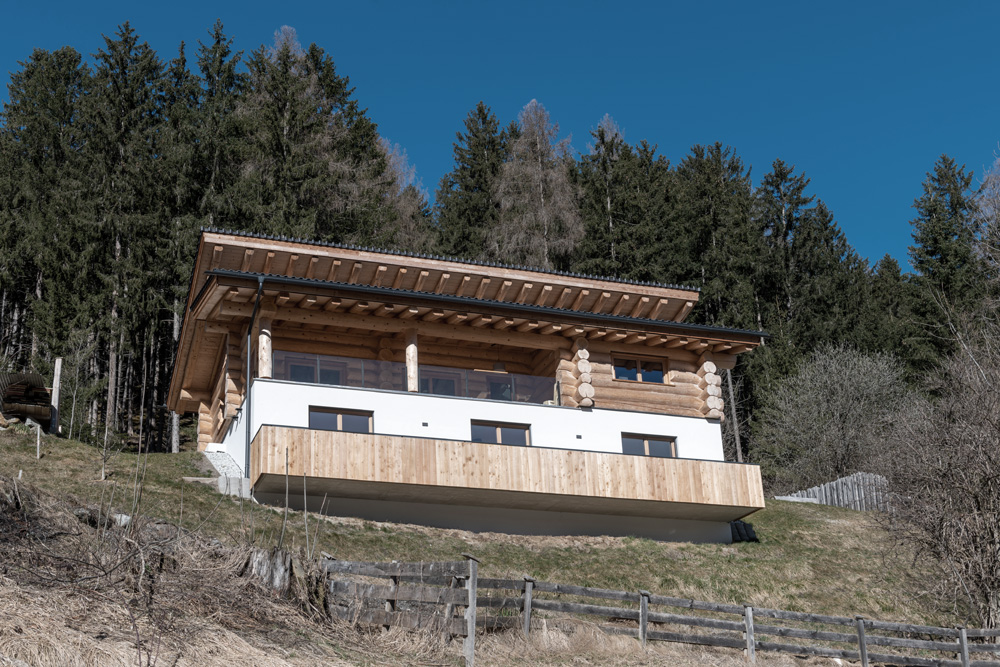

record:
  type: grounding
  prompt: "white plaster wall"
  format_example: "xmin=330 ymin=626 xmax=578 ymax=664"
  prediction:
xmin=218 ymin=402 xmax=248 ymax=476
xmin=232 ymin=379 xmax=723 ymax=464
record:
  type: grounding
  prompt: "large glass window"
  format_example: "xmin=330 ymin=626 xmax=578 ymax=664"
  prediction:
xmin=309 ymin=407 xmax=373 ymax=434
xmin=621 ymin=433 xmax=676 ymax=458
xmin=471 ymin=421 xmax=530 ymax=446
xmin=613 ymin=357 xmax=667 ymax=384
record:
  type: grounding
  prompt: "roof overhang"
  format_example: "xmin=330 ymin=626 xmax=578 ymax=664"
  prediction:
xmin=168 ymin=231 xmax=766 ymax=413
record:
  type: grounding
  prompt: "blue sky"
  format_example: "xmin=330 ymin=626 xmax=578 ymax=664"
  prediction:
xmin=4 ymin=1 xmax=998 ymax=268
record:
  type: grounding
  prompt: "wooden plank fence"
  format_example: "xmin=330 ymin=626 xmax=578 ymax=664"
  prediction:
xmin=324 ymin=554 xmax=480 ymax=666
xmin=249 ymin=551 xmax=1000 ymax=667
xmin=778 ymin=472 xmax=888 ymax=511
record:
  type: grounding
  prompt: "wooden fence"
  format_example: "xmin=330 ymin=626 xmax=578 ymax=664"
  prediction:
xmin=779 ymin=472 xmax=888 ymax=511
xmin=271 ymin=554 xmax=1000 ymax=666
xmin=323 ymin=554 xmax=480 ymax=665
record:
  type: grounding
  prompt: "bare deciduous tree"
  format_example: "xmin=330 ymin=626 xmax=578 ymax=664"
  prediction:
xmin=755 ymin=344 xmax=908 ymax=493
xmin=876 ymin=331 xmax=1000 ymax=628
xmin=491 ymin=99 xmax=582 ymax=269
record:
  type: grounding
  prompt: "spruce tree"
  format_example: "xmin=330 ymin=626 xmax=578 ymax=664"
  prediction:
xmin=195 ymin=20 xmax=246 ymax=227
xmin=670 ymin=143 xmax=759 ymax=329
xmin=82 ymin=22 xmax=165 ymax=435
xmin=435 ymin=102 xmax=509 ymax=259
xmin=1 ymin=47 xmax=91 ymax=369
xmin=572 ymin=117 xmax=672 ymax=282
xmin=908 ymin=155 xmax=979 ymax=305
xmin=907 ymin=155 xmax=979 ymax=371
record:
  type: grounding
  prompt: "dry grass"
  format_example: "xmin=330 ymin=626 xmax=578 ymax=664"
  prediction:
xmin=0 ymin=430 xmax=955 ymax=665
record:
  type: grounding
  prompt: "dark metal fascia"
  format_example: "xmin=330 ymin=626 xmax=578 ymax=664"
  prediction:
xmin=206 ymin=269 xmax=769 ymax=343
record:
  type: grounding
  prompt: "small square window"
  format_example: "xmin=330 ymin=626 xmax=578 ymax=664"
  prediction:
xmin=613 ymin=357 xmax=668 ymax=384
xmin=621 ymin=433 xmax=676 ymax=458
xmin=471 ymin=421 xmax=530 ymax=446
xmin=309 ymin=407 xmax=373 ymax=434
xmin=640 ymin=360 xmax=664 ymax=384
xmin=613 ymin=359 xmax=638 ymax=381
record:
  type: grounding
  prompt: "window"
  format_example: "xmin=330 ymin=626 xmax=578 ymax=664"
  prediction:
xmin=419 ymin=369 xmax=463 ymax=397
xmin=613 ymin=357 xmax=667 ymax=384
xmin=309 ymin=407 xmax=373 ymax=434
xmin=318 ymin=358 xmax=346 ymax=386
xmin=621 ymin=433 xmax=676 ymax=458
xmin=470 ymin=421 xmax=530 ymax=446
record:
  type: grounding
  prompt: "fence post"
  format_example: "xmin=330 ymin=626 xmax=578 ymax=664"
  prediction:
xmin=855 ymin=616 xmax=869 ymax=667
xmin=462 ymin=553 xmax=479 ymax=667
xmin=639 ymin=590 xmax=650 ymax=647
xmin=958 ymin=627 xmax=970 ymax=667
xmin=522 ymin=576 xmax=535 ymax=636
xmin=384 ymin=567 xmax=398 ymax=631
xmin=743 ymin=605 xmax=756 ymax=663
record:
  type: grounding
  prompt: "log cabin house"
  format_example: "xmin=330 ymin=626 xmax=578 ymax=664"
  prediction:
xmin=167 ymin=229 xmax=766 ymax=542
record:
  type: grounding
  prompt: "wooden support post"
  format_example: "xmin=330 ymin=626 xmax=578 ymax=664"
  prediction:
xmin=50 ymin=357 xmax=62 ymax=434
xmin=405 ymin=329 xmax=418 ymax=392
xmin=855 ymin=616 xmax=869 ymax=667
xmin=639 ymin=590 xmax=650 ymax=647
xmin=743 ymin=605 xmax=756 ymax=663
xmin=36 ymin=422 xmax=41 ymax=460
xmin=522 ymin=576 xmax=535 ymax=636
xmin=463 ymin=553 xmax=479 ymax=667
xmin=258 ymin=317 xmax=273 ymax=379
xmin=958 ymin=627 xmax=970 ymax=667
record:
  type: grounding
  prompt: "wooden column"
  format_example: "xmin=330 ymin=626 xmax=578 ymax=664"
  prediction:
xmin=257 ymin=317 xmax=273 ymax=379
xmin=405 ymin=329 xmax=419 ymax=392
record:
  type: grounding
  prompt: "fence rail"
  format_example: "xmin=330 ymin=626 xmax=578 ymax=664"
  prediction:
xmin=250 ymin=551 xmax=1000 ymax=667
xmin=779 ymin=472 xmax=888 ymax=511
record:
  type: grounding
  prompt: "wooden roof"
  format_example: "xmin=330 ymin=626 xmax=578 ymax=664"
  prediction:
xmin=193 ymin=229 xmax=702 ymax=322
xmin=168 ymin=230 xmax=765 ymax=413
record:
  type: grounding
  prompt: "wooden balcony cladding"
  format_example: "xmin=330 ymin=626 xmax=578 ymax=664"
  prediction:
xmin=250 ymin=426 xmax=765 ymax=521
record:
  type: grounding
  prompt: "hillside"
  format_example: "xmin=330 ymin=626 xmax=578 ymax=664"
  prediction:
xmin=0 ymin=430 xmax=954 ymax=666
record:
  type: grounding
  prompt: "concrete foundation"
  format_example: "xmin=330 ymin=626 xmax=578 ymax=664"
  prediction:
xmin=253 ymin=491 xmax=733 ymax=543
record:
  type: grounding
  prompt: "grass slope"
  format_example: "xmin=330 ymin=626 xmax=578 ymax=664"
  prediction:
xmin=0 ymin=431 xmax=956 ymax=665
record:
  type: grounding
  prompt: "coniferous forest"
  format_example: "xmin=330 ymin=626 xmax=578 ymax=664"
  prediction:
xmin=0 ymin=22 xmax=988 ymax=480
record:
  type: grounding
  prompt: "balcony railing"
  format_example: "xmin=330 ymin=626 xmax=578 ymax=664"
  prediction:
xmin=272 ymin=351 xmax=558 ymax=405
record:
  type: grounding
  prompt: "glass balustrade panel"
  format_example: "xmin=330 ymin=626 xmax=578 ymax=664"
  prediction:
xmin=273 ymin=352 xmax=555 ymax=404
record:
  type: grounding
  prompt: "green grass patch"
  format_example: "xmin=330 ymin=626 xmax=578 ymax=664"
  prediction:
xmin=0 ymin=430 xmax=950 ymax=628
